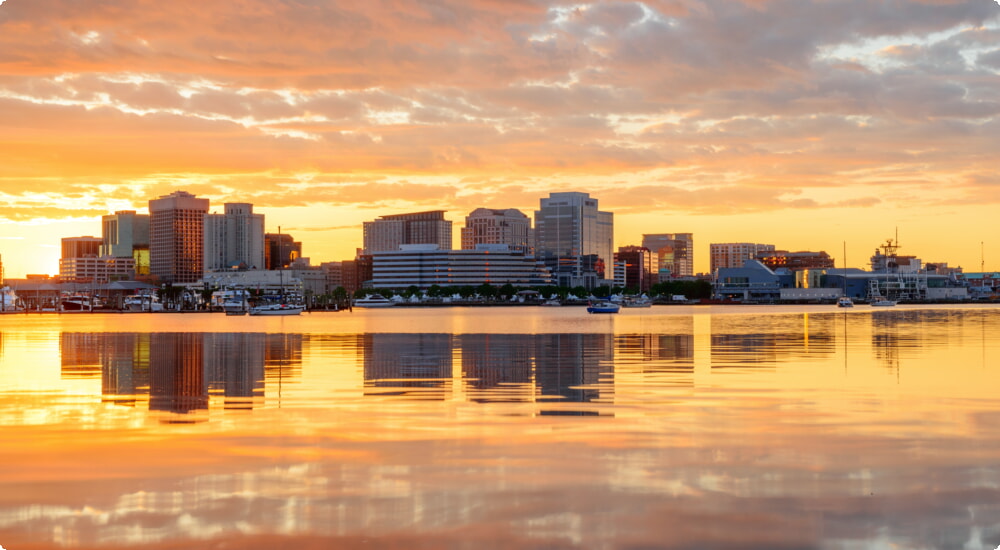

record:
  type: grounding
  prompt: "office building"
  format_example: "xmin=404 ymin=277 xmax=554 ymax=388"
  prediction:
xmin=149 ymin=191 xmax=210 ymax=284
xmin=59 ymin=236 xmax=134 ymax=283
xmin=61 ymin=236 xmax=103 ymax=261
xmin=264 ymin=232 xmax=302 ymax=269
xmin=363 ymin=210 xmax=452 ymax=254
xmin=101 ymin=211 xmax=150 ymax=276
xmin=205 ymin=203 xmax=265 ymax=271
xmin=642 ymin=233 xmax=693 ymax=278
xmin=461 ymin=208 xmax=532 ymax=254
xmin=615 ymin=246 xmax=654 ymax=292
xmin=710 ymin=243 xmax=776 ymax=274
xmin=370 ymin=244 xmax=553 ymax=289
xmin=534 ymin=192 xmax=613 ymax=288
xmin=756 ymin=250 xmax=834 ymax=271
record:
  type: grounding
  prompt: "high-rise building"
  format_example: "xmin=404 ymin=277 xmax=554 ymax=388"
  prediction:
xmin=461 ymin=208 xmax=532 ymax=254
xmin=363 ymin=210 xmax=452 ymax=254
xmin=710 ymin=243 xmax=776 ymax=274
xmin=204 ymin=203 xmax=265 ymax=271
xmin=101 ymin=211 xmax=150 ymax=276
xmin=615 ymin=246 xmax=654 ymax=292
xmin=264 ymin=232 xmax=302 ymax=269
xmin=149 ymin=191 xmax=210 ymax=284
xmin=642 ymin=233 xmax=693 ymax=278
xmin=534 ymin=192 xmax=613 ymax=288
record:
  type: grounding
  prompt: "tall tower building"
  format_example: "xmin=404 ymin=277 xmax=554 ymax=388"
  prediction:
xmin=363 ymin=210 xmax=452 ymax=254
xmin=710 ymin=243 xmax=776 ymax=274
xmin=102 ymin=210 xmax=150 ymax=275
xmin=461 ymin=208 xmax=532 ymax=254
xmin=534 ymin=192 xmax=613 ymax=287
xmin=204 ymin=203 xmax=265 ymax=271
xmin=642 ymin=233 xmax=694 ymax=278
xmin=149 ymin=191 xmax=210 ymax=284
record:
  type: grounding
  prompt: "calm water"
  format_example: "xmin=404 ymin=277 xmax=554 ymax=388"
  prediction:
xmin=1 ymin=305 xmax=999 ymax=549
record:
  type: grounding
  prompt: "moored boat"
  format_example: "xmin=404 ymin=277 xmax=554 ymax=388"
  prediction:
xmin=586 ymin=300 xmax=620 ymax=314
xmin=836 ymin=296 xmax=854 ymax=308
xmin=354 ymin=294 xmax=395 ymax=308
xmin=248 ymin=302 xmax=304 ymax=316
xmin=622 ymin=296 xmax=652 ymax=308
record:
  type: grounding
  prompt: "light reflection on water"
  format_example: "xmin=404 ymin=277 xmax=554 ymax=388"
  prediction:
xmin=0 ymin=305 xmax=998 ymax=549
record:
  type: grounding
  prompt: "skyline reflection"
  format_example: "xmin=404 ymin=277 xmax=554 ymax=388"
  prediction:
xmin=2 ymin=306 xmax=998 ymax=549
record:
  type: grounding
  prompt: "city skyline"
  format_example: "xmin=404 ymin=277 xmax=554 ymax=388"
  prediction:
xmin=1 ymin=1 xmax=999 ymax=277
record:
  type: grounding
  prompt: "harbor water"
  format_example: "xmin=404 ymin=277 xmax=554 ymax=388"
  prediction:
xmin=1 ymin=304 xmax=999 ymax=549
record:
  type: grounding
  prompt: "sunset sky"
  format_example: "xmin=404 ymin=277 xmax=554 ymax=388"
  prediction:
xmin=1 ymin=0 xmax=998 ymax=278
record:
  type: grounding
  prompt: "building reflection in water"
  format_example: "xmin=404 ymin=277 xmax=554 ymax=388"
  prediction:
xmin=60 ymin=332 xmax=298 ymax=417
xmin=361 ymin=333 xmax=620 ymax=414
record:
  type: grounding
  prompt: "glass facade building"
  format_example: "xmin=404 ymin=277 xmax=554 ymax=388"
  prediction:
xmin=533 ymin=192 xmax=613 ymax=288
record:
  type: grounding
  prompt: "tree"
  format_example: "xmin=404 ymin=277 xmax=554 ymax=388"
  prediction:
xmin=498 ymin=283 xmax=517 ymax=300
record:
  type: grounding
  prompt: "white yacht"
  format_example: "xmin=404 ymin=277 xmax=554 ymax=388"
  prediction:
xmin=248 ymin=302 xmax=304 ymax=316
xmin=354 ymin=294 xmax=395 ymax=308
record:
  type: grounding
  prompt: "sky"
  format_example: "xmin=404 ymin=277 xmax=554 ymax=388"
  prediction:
xmin=0 ymin=0 xmax=999 ymax=278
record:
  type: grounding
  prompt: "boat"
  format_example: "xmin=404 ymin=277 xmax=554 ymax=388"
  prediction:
xmin=622 ymin=296 xmax=652 ymax=308
xmin=354 ymin=294 xmax=395 ymax=308
xmin=248 ymin=302 xmax=304 ymax=316
xmin=60 ymin=294 xmax=101 ymax=311
xmin=870 ymin=299 xmax=897 ymax=307
xmin=586 ymin=300 xmax=620 ymax=314
xmin=124 ymin=292 xmax=164 ymax=312
xmin=836 ymin=296 xmax=854 ymax=308
xmin=539 ymin=298 xmax=562 ymax=307
xmin=212 ymin=290 xmax=250 ymax=315
xmin=223 ymin=297 xmax=248 ymax=315
xmin=0 ymin=287 xmax=22 ymax=312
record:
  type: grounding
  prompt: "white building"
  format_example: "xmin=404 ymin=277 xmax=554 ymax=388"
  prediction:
xmin=204 ymin=203 xmax=265 ymax=271
xmin=370 ymin=244 xmax=553 ymax=289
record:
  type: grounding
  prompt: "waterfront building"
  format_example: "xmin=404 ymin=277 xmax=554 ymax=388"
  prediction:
xmin=205 ymin=203 xmax=265 ymax=271
xmin=101 ymin=211 xmax=150 ymax=275
xmin=642 ymin=233 xmax=693 ymax=279
xmin=534 ymin=192 xmax=613 ymax=288
xmin=710 ymin=243 xmax=775 ymax=274
xmin=59 ymin=256 xmax=136 ymax=284
xmin=149 ymin=191 xmax=210 ymax=284
xmin=615 ymin=246 xmax=654 ymax=292
xmin=60 ymin=236 xmax=135 ymax=283
xmin=756 ymin=250 xmax=834 ymax=271
xmin=369 ymin=244 xmax=553 ymax=289
xmin=461 ymin=208 xmax=532 ymax=254
xmin=264 ymin=233 xmax=302 ymax=270
xmin=363 ymin=210 xmax=452 ymax=254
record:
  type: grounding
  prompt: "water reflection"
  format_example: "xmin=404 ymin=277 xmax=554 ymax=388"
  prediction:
xmin=60 ymin=332 xmax=299 ymax=417
xmin=2 ymin=307 xmax=998 ymax=549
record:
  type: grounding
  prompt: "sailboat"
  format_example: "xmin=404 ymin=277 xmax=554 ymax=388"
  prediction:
xmin=837 ymin=242 xmax=854 ymax=308
xmin=249 ymin=226 xmax=304 ymax=316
